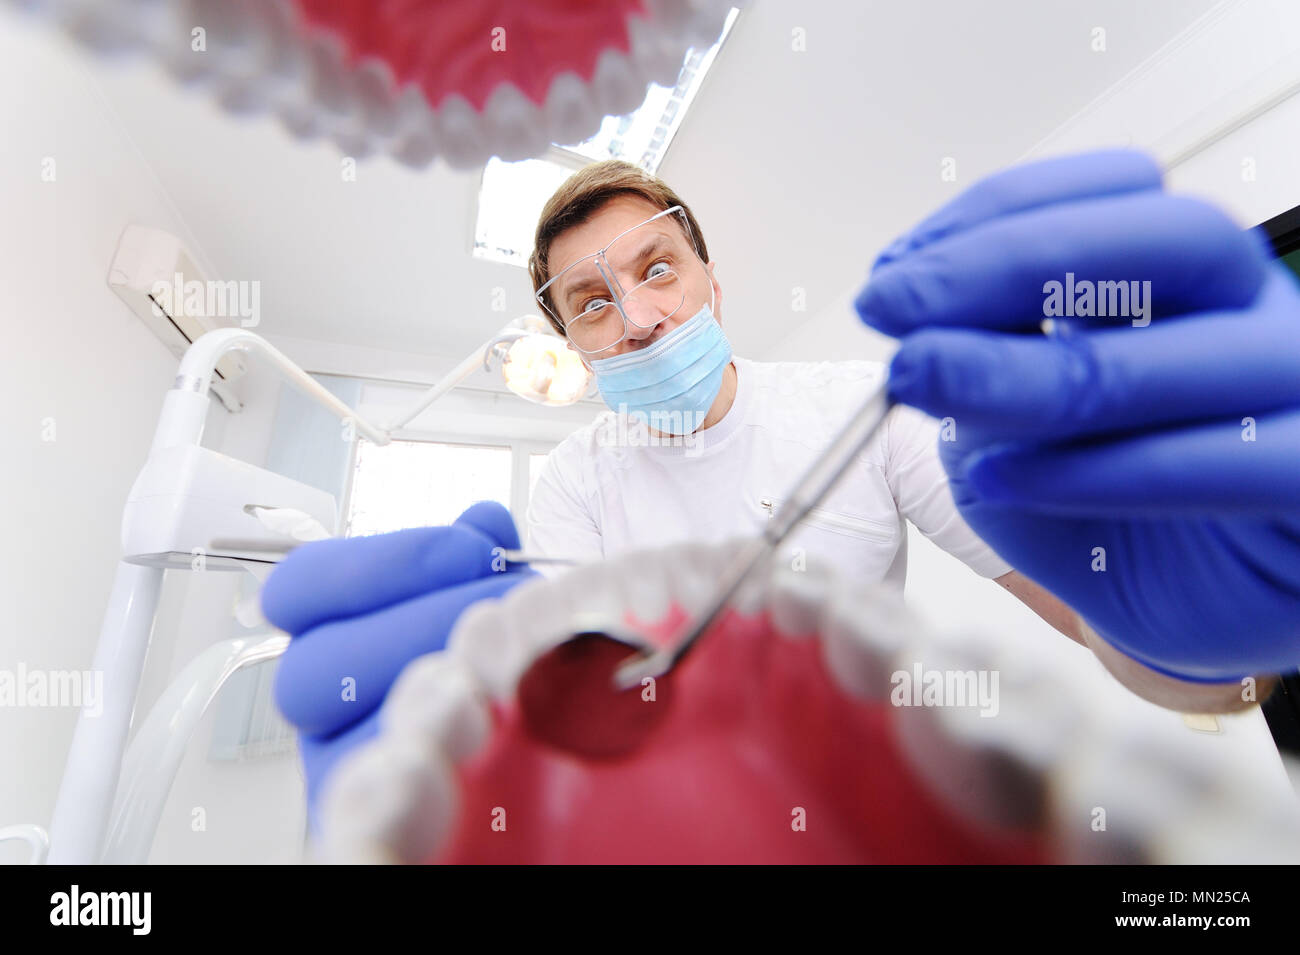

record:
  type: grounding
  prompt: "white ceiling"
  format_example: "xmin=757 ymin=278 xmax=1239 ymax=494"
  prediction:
xmin=78 ymin=0 xmax=1220 ymax=366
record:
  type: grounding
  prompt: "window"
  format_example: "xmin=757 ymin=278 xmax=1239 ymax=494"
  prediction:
xmin=344 ymin=439 xmax=558 ymax=540
xmin=473 ymin=158 xmax=581 ymax=267
xmin=346 ymin=439 xmax=514 ymax=537
xmin=473 ymin=7 xmax=740 ymax=268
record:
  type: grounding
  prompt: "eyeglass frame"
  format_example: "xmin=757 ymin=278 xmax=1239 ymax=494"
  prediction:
xmin=535 ymin=205 xmax=710 ymax=357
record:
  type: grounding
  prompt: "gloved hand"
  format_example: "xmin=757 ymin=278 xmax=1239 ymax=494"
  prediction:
xmin=261 ymin=501 xmax=536 ymax=832
xmin=855 ymin=149 xmax=1300 ymax=683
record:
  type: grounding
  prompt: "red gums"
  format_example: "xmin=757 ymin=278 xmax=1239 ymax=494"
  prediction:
xmin=288 ymin=0 xmax=647 ymax=112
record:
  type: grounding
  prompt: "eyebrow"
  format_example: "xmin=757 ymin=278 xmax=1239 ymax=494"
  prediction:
xmin=556 ymin=231 xmax=678 ymax=315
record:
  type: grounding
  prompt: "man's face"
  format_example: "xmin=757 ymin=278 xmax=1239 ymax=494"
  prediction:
xmin=546 ymin=195 xmax=720 ymax=363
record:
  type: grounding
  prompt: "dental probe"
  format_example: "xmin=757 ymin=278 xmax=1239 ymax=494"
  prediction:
xmin=210 ymin=539 xmax=576 ymax=566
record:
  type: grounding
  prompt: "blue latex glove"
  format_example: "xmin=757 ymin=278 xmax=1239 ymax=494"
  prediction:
xmin=855 ymin=149 xmax=1300 ymax=683
xmin=261 ymin=501 xmax=536 ymax=832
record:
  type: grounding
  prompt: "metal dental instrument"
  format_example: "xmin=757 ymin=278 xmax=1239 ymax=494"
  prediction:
xmin=514 ymin=376 xmax=895 ymax=759
xmin=207 ymin=540 xmax=576 ymax=566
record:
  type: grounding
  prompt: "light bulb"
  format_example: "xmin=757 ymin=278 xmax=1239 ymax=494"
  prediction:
xmin=501 ymin=334 xmax=591 ymax=405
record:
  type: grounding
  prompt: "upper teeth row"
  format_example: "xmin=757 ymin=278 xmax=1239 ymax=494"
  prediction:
xmin=23 ymin=0 xmax=735 ymax=169
xmin=316 ymin=537 xmax=1300 ymax=864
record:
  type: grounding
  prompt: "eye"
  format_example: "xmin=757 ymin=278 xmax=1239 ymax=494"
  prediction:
xmin=645 ymin=260 xmax=672 ymax=280
xmin=576 ymin=296 xmax=613 ymax=318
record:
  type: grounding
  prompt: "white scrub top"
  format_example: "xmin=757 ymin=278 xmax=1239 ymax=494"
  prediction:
xmin=525 ymin=356 xmax=1013 ymax=591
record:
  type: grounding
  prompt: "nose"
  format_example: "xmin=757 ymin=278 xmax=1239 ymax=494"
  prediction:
xmin=622 ymin=295 xmax=663 ymax=334
xmin=624 ymin=317 xmax=659 ymax=342
xmin=606 ymin=310 xmax=665 ymax=358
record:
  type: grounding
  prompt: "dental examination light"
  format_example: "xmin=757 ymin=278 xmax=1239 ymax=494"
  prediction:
xmin=491 ymin=316 xmax=593 ymax=407
xmin=381 ymin=316 xmax=593 ymax=431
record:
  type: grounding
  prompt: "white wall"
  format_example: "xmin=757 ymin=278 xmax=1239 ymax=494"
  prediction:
xmin=1021 ymin=0 xmax=1300 ymax=226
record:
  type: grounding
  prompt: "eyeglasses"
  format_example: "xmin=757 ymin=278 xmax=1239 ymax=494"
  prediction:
xmin=536 ymin=206 xmax=707 ymax=356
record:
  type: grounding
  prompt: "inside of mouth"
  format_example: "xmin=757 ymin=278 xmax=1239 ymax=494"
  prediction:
xmin=515 ymin=629 xmax=675 ymax=761
xmin=428 ymin=601 xmax=1050 ymax=864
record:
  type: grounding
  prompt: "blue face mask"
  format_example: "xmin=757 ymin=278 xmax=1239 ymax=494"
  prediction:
xmin=589 ymin=305 xmax=733 ymax=435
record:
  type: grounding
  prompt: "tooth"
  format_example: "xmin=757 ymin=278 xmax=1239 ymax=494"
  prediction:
xmin=57 ymin=0 xmax=148 ymax=55
xmin=481 ymin=83 xmax=548 ymax=164
xmin=237 ymin=0 xmax=310 ymax=113
xmin=435 ymin=94 xmax=487 ymax=171
xmin=199 ymin=0 xmax=268 ymax=75
xmin=390 ymin=87 xmax=440 ymax=169
xmin=818 ymin=582 xmax=913 ymax=701
xmin=316 ymin=735 xmax=457 ymax=865
xmin=768 ymin=559 xmax=833 ymax=640
xmin=550 ymin=557 xmax=628 ymax=624
xmin=276 ymin=101 xmax=324 ymax=141
xmin=352 ymin=56 xmax=400 ymax=140
xmin=381 ymin=653 xmax=490 ymax=765
xmin=215 ymin=76 xmax=271 ymax=115
xmin=684 ymin=0 xmax=736 ymax=48
xmin=159 ymin=1 xmax=220 ymax=85
xmin=1048 ymin=725 xmax=1248 ymax=863
xmin=591 ymin=48 xmax=650 ymax=121
xmin=322 ymin=58 xmax=382 ymax=158
xmin=1155 ymin=802 xmax=1300 ymax=864
xmin=1046 ymin=692 xmax=1300 ymax=864
xmin=660 ymin=540 xmax=726 ymax=619
xmin=627 ymin=15 xmax=685 ymax=89
xmin=644 ymin=0 xmax=689 ymax=25
xmin=543 ymin=71 xmax=600 ymax=148
xmin=332 ymin=129 xmax=376 ymax=160
xmin=498 ymin=571 xmax=582 ymax=657
xmin=302 ymin=29 xmax=354 ymax=121
xmin=891 ymin=635 xmax=1082 ymax=834
xmin=445 ymin=597 xmax=528 ymax=702
xmin=619 ymin=549 xmax=674 ymax=628
xmin=728 ymin=544 xmax=775 ymax=618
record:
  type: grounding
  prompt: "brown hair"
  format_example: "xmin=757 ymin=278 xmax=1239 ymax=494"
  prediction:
xmin=528 ymin=160 xmax=710 ymax=335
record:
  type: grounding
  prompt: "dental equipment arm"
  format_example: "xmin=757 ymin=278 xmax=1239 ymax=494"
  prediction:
xmin=171 ymin=327 xmax=390 ymax=446
xmin=100 ymin=633 xmax=291 ymax=864
xmin=44 ymin=318 xmax=551 ymax=863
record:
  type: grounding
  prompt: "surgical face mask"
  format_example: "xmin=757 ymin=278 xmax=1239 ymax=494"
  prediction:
xmin=588 ymin=304 xmax=732 ymax=435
